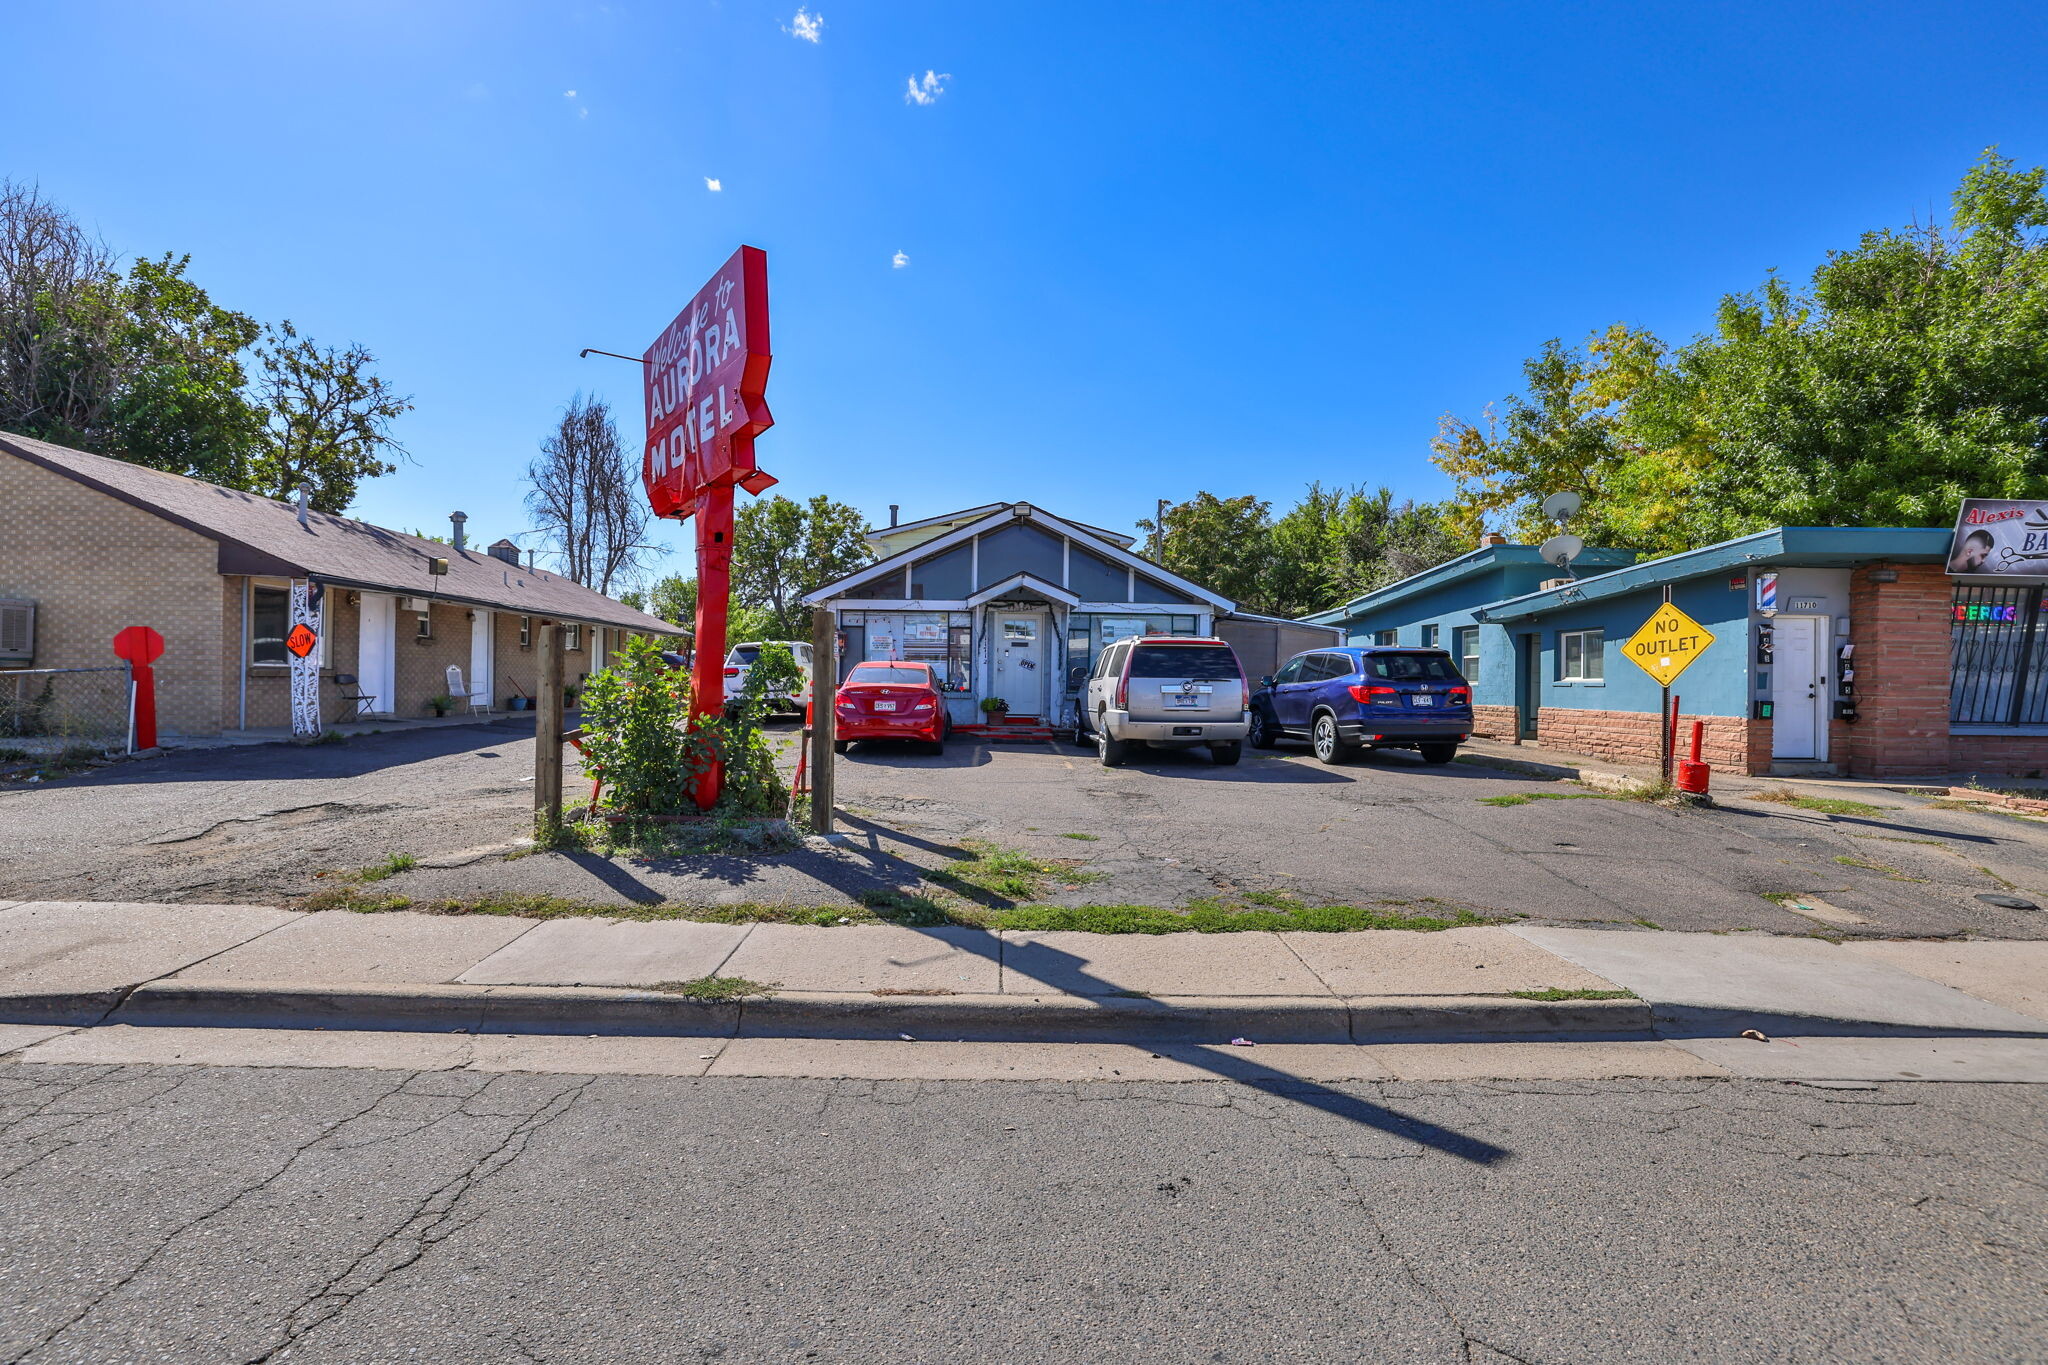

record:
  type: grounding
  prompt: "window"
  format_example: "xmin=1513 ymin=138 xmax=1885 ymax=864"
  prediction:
xmin=1271 ymin=656 xmax=1306 ymax=686
xmin=1454 ymin=626 xmax=1481 ymax=683
xmin=847 ymin=664 xmax=936 ymax=685
xmin=1363 ymin=652 xmax=1461 ymax=681
xmin=1421 ymin=624 xmax=1439 ymax=648
xmin=1372 ymin=629 xmax=1397 ymax=646
xmin=415 ymin=608 xmax=433 ymax=641
xmin=1128 ymin=643 xmax=1241 ymax=680
xmin=1096 ymin=642 xmax=1130 ymax=680
xmin=519 ymin=616 xmax=532 ymax=648
xmin=1951 ymin=585 xmax=2048 ymax=724
xmin=251 ymin=586 xmax=290 ymax=664
xmin=1301 ymin=653 xmax=1349 ymax=682
xmin=564 ymin=624 xmax=582 ymax=651
xmin=1559 ymin=629 xmax=1604 ymax=682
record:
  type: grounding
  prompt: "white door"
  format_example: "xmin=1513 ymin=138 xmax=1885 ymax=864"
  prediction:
xmin=470 ymin=609 xmax=493 ymax=705
xmin=357 ymin=592 xmax=397 ymax=715
xmin=1771 ymin=616 xmax=1827 ymax=760
xmin=993 ymin=612 xmax=1047 ymax=716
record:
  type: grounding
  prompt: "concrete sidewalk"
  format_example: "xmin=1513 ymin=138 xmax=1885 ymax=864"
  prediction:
xmin=2 ymin=900 xmax=2046 ymax=1080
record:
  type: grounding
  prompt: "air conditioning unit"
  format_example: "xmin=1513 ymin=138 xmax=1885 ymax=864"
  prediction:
xmin=1539 ymin=577 xmax=1574 ymax=591
xmin=0 ymin=599 xmax=33 ymax=665
xmin=400 ymin=596 xmax=432 ymax=612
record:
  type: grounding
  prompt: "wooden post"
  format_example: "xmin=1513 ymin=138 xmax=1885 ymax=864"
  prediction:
xmin=808 ymin=605 xmax=835 ymax=835
xmin=534 ymin=621 xmax=564 ymax=831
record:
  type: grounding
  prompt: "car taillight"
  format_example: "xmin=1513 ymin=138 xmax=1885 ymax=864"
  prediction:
xmin=1116 ymin=660 xmax=1130 ymax=709
xmin=1448 ymin=687 xmax=1470 ymax=706
xmin=723 ymin=666 xmax=741 ymax=677
xmin=1348 ymin=684 xmax=1399 ymax=705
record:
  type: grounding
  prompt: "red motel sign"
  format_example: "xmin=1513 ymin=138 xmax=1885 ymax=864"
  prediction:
xmin=641 ymin=245 xmax=777 ymax=519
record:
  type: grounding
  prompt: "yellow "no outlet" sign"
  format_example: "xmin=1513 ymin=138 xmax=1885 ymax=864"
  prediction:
xmin=1624 ymin=602 xmax=1715 ymax=688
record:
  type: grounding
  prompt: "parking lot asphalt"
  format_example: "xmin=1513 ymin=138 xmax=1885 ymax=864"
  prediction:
xmin=6 ymin=720 xmax=2048 ymax=938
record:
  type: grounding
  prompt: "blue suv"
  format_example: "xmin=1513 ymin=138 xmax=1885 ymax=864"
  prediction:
xmin=1248 ymin=646 xmax=1472 ymax=765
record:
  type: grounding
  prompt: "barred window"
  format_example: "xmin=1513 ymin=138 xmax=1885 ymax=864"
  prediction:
xmin=1951 ymin=585 xmax=2048 ymax=725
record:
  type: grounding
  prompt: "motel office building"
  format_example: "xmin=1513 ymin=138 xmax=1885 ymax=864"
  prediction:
xmin=1309 ymin=525 xmax=2048 ymax=780
xmin=0 ymin=432 xmax=678 ymax=738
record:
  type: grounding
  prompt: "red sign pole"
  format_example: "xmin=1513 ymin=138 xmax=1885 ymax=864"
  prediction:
xmin=641 ymin=246 xmax=777 ymax=812
xmin=111 ymin=626 xmax=165 ymax=752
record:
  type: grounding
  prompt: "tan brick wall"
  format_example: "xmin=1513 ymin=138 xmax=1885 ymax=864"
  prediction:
xmin=1843 ymin=564 xmax=1952 ymax=779
xmin=1470 ymin=704 xmax=1518 ymax=741
xmin=1534 ymin=706 xmax=1755 ymax=773
xmin=0 ymin=452 xmax=225 ymax=737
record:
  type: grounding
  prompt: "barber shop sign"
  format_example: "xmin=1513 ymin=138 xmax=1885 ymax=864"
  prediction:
xmin=1948 ymin=499 xmax=2048 ymax=577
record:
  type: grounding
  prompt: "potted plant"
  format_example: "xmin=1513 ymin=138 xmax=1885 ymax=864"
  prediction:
xmin=506 ymin=694 xmax=529 ymax=711
xmin=979 ymin=696 xmax=1010 ymax=717
xmin=427 ymin=693 xmax=454 ymax=717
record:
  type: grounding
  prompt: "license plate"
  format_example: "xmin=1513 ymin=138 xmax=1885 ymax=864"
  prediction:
xmin=1412 ymin=695 xmax=1435 ymax=707
xmin=874 ymin=701 xmax=897 ymax=712
xmin=1165 ymin=694 xmax=1204 ymax=709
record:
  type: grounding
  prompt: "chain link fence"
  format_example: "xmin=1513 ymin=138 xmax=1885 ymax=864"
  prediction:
xmin=0 ymin=667 xmax=134 ymax=759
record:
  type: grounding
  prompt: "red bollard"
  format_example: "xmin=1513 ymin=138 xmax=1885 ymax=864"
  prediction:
xmin=1676 ymin=718 xmax=1711 ymax=794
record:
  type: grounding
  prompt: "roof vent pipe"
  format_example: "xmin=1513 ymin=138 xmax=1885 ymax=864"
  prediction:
xmin=295 ymin=484 xmax=311 ymax=528
xmin=450 ymin=510 xmax=468 ymax=551
xmin=889 ymin=504 xmax=900 ymax=527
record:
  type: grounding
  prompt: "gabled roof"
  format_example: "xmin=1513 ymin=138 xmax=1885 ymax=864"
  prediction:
xmin=1 ymin=431 xmax=678 ymax=635
xmin=808 ymin=501 xmax=1234 ymax=610
xmin=1477 ymin=526 xmax=1952 ymax=623
xmin=867 ymin=502 xmax=1137 ymax=555
xmin=1303 ymin=543 xmax=1638 ymax=625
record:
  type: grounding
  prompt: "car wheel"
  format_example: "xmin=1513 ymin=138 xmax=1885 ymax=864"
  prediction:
xmin=1097 ymin=718 xmax=1129 ymax=768
xmin=1071 ymin=705 xmax=1092 ymax=748
xmin=1210 ymin=740 xmax=1242 ymax=766
xmin=1249 ymin=707 xmax=1279 ymax=749
xmin=832 ymin=740 xmax=850 ymax=754
xmin=1311 ymin=713 xmax=1354 ymax=765
xmin=1420 ymin=742 xmax=1458 ymax=765
xmin=925 ymin=738 xmax=945 ymax=756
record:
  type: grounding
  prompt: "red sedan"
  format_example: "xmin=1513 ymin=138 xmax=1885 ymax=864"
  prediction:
xmin=833 ymin=661 xmax=949 ymax=754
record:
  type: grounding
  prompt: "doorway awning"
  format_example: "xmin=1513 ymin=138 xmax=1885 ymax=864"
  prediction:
xmin=967 ymin=573 xmax=1080 ymax=609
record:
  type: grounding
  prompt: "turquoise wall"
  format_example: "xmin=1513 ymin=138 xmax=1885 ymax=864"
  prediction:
xmin=1337 ymin=565 xmax=1557 ymax=703
xmin=1507 ymin=575 xmax=1756 ymax=717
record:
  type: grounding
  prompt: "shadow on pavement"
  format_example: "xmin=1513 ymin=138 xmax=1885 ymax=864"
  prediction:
xmin=26 ymin=721 xmax=530 ymax=791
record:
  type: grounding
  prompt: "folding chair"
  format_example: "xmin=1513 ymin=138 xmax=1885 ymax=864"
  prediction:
xmin=331 ymin=674 xmax=378 ymax=719
xmin=445 ymin=665 xmax=497 ymax=717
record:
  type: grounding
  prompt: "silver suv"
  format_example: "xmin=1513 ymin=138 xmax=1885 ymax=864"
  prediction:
xmin=1078 ymin=635 xmax=1249 ymax=767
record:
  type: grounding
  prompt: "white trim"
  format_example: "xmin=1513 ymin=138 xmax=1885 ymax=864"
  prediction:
xmin=1073 ymin=601 xmax=1204 ymax=614
xmin=868 ymin=502 xmax=1007 ymax=543
xmin=806 ymin=502 xmax=1235 ymax=610
xmin=967 ymin=572 xmax=1080 ymax=609
xmin=820 ymin=598 xmax=971 ymax=612
xmin=1062 ymin=538 xmax=1070 ymax=588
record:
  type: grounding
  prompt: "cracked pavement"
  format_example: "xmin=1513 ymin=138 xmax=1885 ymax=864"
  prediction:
xmin=8 ymin=720 xmax=2048 ymax=938
xmin=0 ymin=1057 xmax=2041 ymax=1363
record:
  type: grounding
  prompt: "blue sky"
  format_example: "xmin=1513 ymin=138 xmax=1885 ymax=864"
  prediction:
xmin=6 ymin=1 xmax=2045 ymax=576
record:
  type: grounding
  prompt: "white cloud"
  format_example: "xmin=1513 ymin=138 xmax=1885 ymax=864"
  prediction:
xmin=563 ymin=89 xmax=577 ymax=98
xmin=705 ymin=177 xmax=723 ymax=192
xmin=578 ymin=107 xmax=589 ymax=119
xmin=904 ymin=70 xmax=949 ymax=106
xmin=891 ymin=251 xmax=909 ymax=269
xmin=784 ymin=7 xmax=823 ymax=42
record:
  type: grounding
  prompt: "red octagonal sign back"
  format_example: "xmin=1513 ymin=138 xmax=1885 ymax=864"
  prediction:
xmin=641 ymin=245 xmax=775 ymax=520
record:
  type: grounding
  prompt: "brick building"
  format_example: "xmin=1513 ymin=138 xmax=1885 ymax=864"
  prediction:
xmin=0 ymin=431 xmax=680 ymax=738
xmin=1309 ymin=525 xmax=2048 ymax=780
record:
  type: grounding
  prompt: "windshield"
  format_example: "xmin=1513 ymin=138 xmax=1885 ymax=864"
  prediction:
xmin=847 ymin=664 xmax=933 ymax=685
xmin=1364 ymin=651 xmax=1461 ymax=681
xmin=1128 ymin=644 xmax=1241 ymax=681
xmin=726 ymin=645 xmax=762 ymax=666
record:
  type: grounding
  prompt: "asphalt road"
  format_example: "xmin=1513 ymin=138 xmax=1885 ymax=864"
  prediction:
xmin=1 ymin=1058 xmax=2042 ymax=1363
xmin=6 ymin=721 xmax=2048 ymax=938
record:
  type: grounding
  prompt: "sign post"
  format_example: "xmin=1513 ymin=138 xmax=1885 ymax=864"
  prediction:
xmin=286 ymin=580 xmax=323 ymax=740
xmin=110 ymin=626 xmax=164 ymax=753
xmin=641 ymin=246 xmax=778 ymax=811
xmin=1622 ymin=596 xmax=1716 ymax=785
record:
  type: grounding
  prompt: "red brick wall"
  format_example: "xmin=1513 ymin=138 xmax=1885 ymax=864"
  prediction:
xmin=1535 ymin=706 xmax=1754 ymax=772
xmin=1471 ymin=704 xmax=1518 ymax=740
xmin=1747 ymin=714 xmax=1773 ymax=775
xmin=1843 ymin=564 xmax=1952 ymax=779
xmin=1950 ymin=734 xmax=2048 ymax=780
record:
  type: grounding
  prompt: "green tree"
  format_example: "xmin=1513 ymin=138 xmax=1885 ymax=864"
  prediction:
xmin=643 ymin=573 xmax=698 ymax=627
xmin=731 ymin=494 xmax=872 ymax=639
xmin=249 ymin=320 xmax=411 ymax=512
xmin=1136 ymin=492 xmax=1273 ymax=610
xmin=1265 ymin=483 xmax=1467 ymax=616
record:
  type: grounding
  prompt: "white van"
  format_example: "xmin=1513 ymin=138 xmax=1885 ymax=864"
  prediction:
xmin=723 ymin=641 xmax=815 ymax=716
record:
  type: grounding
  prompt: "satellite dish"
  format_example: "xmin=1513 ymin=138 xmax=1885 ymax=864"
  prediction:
xmin=1540 ymin=491 xmax=1583 ymax=523
xmin=1539 ymin=533 xmax=1585 ymax=570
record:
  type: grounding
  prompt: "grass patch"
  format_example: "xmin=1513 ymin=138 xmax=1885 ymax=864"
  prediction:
xmin=1060 ymin=832 xmax=1101 ymax=841
xmin=1507 ymin=987 xmax=1638 ymax=1002
xmin=1833 ymin=853 xmax=1923 ymax=881
xmin=1478 ymin=788 xmax=1658 ymax=807
xmin=1748 ymin=788 xmax=1891 ymax=817
xmin=994 ymin=901 xmax=1503 ymax=935
xmin=1631 ymin=917 xmax=1662 ymax=930
xmin=355 ymin=852 xmax=418 ymax=883
xmin=924 ymin=839 xmax=1100 ymax=905
xmin=540 ymin=816 xmax=800 ymax=859
xmin=649 ymin=975 xmax=775 ymax=1001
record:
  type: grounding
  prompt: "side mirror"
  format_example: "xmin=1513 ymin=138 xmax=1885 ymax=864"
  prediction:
xmin=1258 ymin=675 xmax=1274 ymax=688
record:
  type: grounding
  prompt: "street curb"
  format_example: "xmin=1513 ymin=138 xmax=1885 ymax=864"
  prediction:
xmin=1 ymin=983 xmax=1656 ymax=1045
